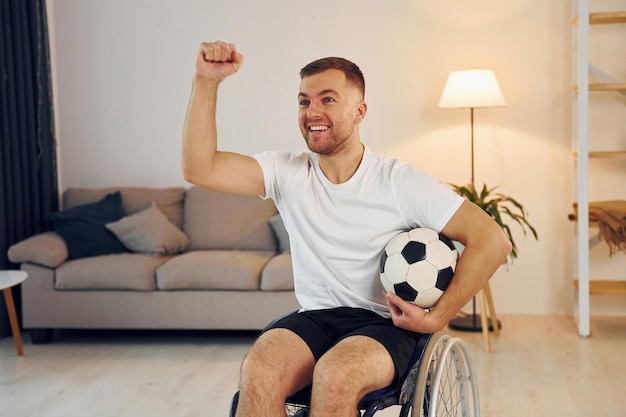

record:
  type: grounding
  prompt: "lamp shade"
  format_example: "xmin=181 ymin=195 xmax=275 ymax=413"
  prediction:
xmin=438 ymin=69 xmax=506 ymax=109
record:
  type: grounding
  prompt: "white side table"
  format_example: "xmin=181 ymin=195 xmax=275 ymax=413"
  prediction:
xmin=0 ymin=270 xmax=28 ymax=356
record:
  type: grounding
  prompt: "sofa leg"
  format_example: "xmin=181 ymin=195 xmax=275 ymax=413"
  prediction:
xmin=30 ymin=329 xmax=54 ymax=344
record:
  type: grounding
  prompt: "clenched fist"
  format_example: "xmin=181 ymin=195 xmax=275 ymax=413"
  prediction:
xmin=196 ymin=41 xmax=244 ymax=82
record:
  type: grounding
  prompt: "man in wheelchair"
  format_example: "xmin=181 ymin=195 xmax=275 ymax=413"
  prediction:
xmin=182 ymin=41 xmax=511 ymax=417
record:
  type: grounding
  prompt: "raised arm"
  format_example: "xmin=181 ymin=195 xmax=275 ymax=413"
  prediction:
xmin=182 ymin=41 xmax=265 ymax=196
xmin=385 ymin=199 xmax=512 ymax=333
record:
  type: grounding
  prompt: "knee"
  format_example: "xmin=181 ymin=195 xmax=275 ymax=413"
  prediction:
xmin=236 ymin=350 xmax=288 ymax=417
xmin=238 ymin=329 xmax=316 ymax=400
xmin=239 ymin=348 xmax=274 ymax=388
xmin=238 ymin=337 xmax=301 ymax=394
xmin=312 ymin=356 xmax=355 ymax=397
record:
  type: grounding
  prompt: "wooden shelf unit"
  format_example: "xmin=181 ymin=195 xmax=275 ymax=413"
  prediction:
xmin=572 ymin=1 xmax=626 ymax=337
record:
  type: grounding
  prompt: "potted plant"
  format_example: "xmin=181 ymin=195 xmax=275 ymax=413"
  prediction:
xmin=450 ymin=182 xmax=538 ymax=262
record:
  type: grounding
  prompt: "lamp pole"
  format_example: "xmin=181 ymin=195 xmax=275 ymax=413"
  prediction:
xmin=470 ymin=107 xmax=475 ymax=186
xmin=450 ymin=106 xmax=493 ymax=332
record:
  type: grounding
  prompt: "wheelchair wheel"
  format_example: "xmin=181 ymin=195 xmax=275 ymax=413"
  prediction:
xmin=412 ymin=334 xmax=480 ymax=417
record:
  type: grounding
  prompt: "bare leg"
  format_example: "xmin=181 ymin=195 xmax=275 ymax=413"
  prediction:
xmin=236 ymin=328 xmax=316 ymax=417
xmin=309 ymin=335 xmax=395 ymax=417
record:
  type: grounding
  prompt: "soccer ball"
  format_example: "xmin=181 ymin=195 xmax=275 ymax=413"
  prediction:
xmin=380 ymin=227 xmax=458 ymax=308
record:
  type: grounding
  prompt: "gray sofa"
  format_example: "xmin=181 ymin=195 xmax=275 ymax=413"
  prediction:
xmin=8 ymin=186 xmax=300 ymax=343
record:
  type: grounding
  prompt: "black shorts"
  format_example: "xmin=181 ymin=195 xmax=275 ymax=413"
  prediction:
xmin=263 ymin=307 xmax=422 ymax=387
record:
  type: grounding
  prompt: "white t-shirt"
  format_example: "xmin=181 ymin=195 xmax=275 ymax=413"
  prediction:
xmin=254 ymin=147 xmax=463 ymax=318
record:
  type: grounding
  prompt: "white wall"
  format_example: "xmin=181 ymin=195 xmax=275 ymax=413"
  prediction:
xmin=46 ymin=0 xmax=626 ymax=316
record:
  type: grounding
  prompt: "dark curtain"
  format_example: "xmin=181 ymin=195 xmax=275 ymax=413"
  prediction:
xmin=0 ymin=0 xmax=58 ymax=337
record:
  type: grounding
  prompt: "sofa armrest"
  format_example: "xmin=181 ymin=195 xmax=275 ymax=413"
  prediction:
xmin=8 ymin=232 xmax=68 ymax=268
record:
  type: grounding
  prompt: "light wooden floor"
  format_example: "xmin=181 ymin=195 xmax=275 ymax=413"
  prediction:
xmin=1 ymin=315 xmax=625 ymax=417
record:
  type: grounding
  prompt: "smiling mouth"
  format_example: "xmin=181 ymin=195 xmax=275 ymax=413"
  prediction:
xmin=309 ymin=125 xmax=329 ymax=132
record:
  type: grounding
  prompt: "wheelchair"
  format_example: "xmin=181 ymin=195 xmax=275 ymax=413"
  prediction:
xmin=229 ymin=330 xmax=480 ymax=417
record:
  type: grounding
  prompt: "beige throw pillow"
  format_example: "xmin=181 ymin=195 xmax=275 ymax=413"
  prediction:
xmin=106 ymin=203 xmax=189 ymax=256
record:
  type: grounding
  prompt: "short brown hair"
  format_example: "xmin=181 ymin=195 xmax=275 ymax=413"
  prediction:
xmin=300 ymin=57 xmax=365 ymax=98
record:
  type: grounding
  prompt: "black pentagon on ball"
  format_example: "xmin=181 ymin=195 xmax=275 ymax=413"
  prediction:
xmin=394 ymin=281 xmax=418 ymax=302
xmin=380 ymin=250 xmax=388 ymax=273
xmin=436 ymin=266 xmax=454 ymax=291
xmin=401 ymin=241 xmax=427 ymax=264
xmin=437 ymin=232 xmax=455 ymax=251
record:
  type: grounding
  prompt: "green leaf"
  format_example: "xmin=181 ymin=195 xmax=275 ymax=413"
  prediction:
xmin=448 ymin=181 xmax=538 ymax=263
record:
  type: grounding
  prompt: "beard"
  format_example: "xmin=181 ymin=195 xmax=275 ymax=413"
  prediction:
xmin=301 ymin=120 xmax=355 ymax=155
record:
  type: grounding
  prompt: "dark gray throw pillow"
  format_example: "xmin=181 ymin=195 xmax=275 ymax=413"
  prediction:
xmin=269 ymin=214 xmax=290 ymax=253
xmin=46 ymin=191 xmax=128 ymax=259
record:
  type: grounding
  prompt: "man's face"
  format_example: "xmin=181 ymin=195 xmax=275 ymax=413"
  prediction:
xmin=298 ymin=69 xmax=365 ymax=155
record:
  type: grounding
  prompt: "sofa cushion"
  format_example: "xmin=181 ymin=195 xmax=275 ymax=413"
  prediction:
xmin=156 ymin=250 xmax=275 ymax=290
xmin=54 ymin=253 xmax=169 ymax=291
xmin=106 ymin=203 xmax=189 ymax=256
xmin=7 ymin=232 xmax=68 ymax=268
xmin=64 ymin=187 xmax=186 ymax=229
xmin=47 ymin=191 xmax=128 ymax=259
xmin=260 ymin=253 xmax=294 ymax=291
xmin=184 ymin=187 xmax=278 ymax=251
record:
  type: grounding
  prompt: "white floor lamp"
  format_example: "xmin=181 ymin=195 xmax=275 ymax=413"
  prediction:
xmin=438 ymin=69 xmax=506 ymax=336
